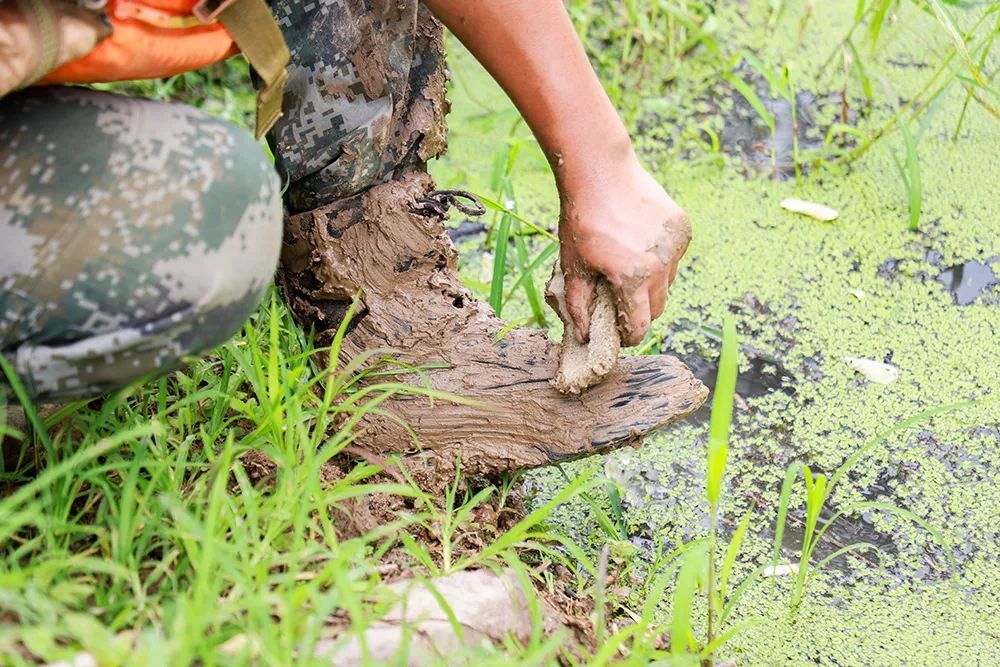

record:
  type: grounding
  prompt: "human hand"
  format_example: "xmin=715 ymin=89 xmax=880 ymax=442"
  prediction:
xmin=557 ymin=155 xmax=690 ymax=347
xmin=0 ymin=0 xmax=110 ymax=99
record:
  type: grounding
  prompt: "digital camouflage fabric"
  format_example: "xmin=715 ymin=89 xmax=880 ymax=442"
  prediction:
xmin=0 ymin=0 xmax=446 ymax=400
xmin=0 ymin=88 xmax=283 ymax=399
xmin=267 ymin=0 xmax=449 ymax=211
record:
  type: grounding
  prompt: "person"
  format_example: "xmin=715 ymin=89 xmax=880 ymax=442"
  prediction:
xmin=0 ymin=0 xmax=703 ymax=474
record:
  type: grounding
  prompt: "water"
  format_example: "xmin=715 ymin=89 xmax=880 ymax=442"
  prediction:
xmin=936 ymin=258 xmax=999 ymax=306
xmin=719 ymin=65 xmax=854 ymax=178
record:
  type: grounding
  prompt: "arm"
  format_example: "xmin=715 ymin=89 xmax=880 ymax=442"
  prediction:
xmin=422 ymin=0 xmax=691 ymax=346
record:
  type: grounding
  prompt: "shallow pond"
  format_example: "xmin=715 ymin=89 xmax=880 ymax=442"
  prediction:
xmin=433 ymin=1 xmax=999 ymax=662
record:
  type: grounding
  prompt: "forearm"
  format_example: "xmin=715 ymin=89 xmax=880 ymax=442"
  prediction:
xmin=421 ymin=0 xmax=634 ymax=189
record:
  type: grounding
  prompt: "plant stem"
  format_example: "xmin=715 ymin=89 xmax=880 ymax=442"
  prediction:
xmin=707 ymin=506 xmax=717 ymax=654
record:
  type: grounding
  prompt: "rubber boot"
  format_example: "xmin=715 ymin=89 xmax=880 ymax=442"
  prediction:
xmin=279 ymin=166 xmax=707 ymax=481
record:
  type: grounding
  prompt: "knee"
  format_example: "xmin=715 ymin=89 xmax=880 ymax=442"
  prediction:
xmin=152 ymin=119 xmax=284 ymax=353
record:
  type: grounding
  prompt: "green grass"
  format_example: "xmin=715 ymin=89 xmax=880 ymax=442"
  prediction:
xmin=0 ymin=294 xmax=596 ymax=664
xmin=892 ymin=119 xmax=923 ymax=231
xmin=770 ymin=402 xmax=971 ymax=615
xmin=3 ymin=0 xmax=998 ymax=663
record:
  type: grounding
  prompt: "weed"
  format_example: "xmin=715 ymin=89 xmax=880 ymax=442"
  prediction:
xmin=891 ymin=120 xmax=923 ymax=231
xmin=704 ymin=316 xmax=737 ymax=652
xmin=771 ymin=402 xmax=971 ymax=615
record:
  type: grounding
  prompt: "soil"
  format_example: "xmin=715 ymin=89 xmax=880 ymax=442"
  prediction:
xmin=545 ymin=258 xmax=621 ymax=394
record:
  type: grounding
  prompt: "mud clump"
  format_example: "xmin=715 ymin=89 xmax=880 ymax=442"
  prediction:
xmin=280 ymin=167 xmax=706 ymax=484
xmin=545 ymin=259 xmax=621 ymax=394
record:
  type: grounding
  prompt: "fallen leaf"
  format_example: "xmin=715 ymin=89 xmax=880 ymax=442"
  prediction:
xmin=762 ymin=563 xmax=799 ymax=578
xmin=845 ymin=357 xmax=900 ymax=384
xmin=780 ymin=198 xmax=839 ymax=222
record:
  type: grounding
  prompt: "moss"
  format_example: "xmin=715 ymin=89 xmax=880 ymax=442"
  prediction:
xmin=432 ymin=0 xmax=998 ymax=661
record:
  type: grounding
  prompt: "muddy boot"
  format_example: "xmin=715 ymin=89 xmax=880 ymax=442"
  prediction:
xmin=280 ymin=167 xmax=707 ymax=480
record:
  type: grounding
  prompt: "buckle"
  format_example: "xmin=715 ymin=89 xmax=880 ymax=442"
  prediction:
xmin=193 ymin=0 xmax=238 ymax=23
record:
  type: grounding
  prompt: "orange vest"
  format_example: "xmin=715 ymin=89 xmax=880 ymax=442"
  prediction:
xmin=41 ymin=0 xmax=238 ymax=85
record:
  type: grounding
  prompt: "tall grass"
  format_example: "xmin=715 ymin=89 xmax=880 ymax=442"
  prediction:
xmin=704 ymin=317 xmax=737 ymax=650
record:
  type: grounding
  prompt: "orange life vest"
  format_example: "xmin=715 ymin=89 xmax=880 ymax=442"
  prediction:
xmin=42 ymin=0 xmax=238 ymax=85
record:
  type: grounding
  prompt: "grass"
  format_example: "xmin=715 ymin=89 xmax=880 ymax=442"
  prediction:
xmin=892 ymin=119 xmax=923 ymax=231
xmin=3 ymin=0 xmax=998 ymax=663
xmin=0 ymin=293 xmax=600 ymax=664
xmin=770 ymin=402 xmax=972 ymax=615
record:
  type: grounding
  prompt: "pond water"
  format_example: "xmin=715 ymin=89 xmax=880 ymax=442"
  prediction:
xmin=434 ymin=1 xmax=999 ymax=661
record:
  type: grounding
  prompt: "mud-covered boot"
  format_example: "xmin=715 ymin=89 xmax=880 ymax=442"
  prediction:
xmin=280 ymin=167 xmax=707 ymax=480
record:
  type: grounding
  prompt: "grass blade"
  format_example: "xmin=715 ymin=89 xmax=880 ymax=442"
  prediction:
xmin=706 ymin=316 xmax=738 ymax=508
xmin=489 ymin=211 xmax=513 ymax=316
xmin=718 ymin=503 xmax=754 ymax=601
xmin=893 ymin=120 xmax=922 ymax=231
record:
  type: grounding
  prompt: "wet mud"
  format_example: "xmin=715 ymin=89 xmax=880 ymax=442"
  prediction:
xmin=281 ymin=166 xmax=706 ymax=484
xmin=546 ymin=259 xmax=622 ymax=394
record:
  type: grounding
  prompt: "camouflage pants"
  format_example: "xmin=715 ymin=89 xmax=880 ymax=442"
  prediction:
xmin=0 ymin=0 xmax=446 ymax=400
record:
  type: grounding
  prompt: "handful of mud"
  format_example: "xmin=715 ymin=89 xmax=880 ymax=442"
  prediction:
xmin=545 ymin=259 xmax=621 ymax=394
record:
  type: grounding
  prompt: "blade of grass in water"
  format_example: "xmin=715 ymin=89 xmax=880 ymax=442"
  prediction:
xmin=706 ymin=315 xmax=738 ymax=652
xmin=725 ymin=73 xmax=776 ymax=140
xmin=706 ymin=316 xmax=738 ymax=509
xmin=926 ymin=0 xmax=986 ymax=86
xmin=892 ymin=120 xmax=922 ymax=231
xmin=671 ymin=543 xmax=707 ymax=662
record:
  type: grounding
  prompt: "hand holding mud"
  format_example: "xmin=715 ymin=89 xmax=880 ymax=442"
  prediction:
xmin=424 ymin=0 xmax=691 ymax=353
xmin=556 ymin=152 xmax=691 ymax=348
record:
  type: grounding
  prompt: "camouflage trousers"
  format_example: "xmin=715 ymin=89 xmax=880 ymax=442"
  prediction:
xmin=0 ymin=0 xmax=446 ymax=400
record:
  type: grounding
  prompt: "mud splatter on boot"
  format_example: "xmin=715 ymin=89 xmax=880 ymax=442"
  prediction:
xmin=279 ymin=167 xmax=707 ymax=483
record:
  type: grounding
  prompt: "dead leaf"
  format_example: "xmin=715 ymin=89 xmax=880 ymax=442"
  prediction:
xmin=780 ymin=198 xmax=839 ymax=222
xmin=845 ymin=357 xmax=900 ymax=384
xmin=762 ymin=563 xmax=799 ymax=578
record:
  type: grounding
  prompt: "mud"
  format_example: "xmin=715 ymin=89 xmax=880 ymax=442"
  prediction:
xmin=280 ymin=167 xmax=707 ymax=486
xmin=545 ymin=259 xmax=621 ymax=394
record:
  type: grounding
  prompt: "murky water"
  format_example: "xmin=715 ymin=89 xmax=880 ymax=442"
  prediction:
xmin=880 ymin=248 xmax=999 ymax=306
xmin=937 ymin=258 xmax=999 ymax=306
